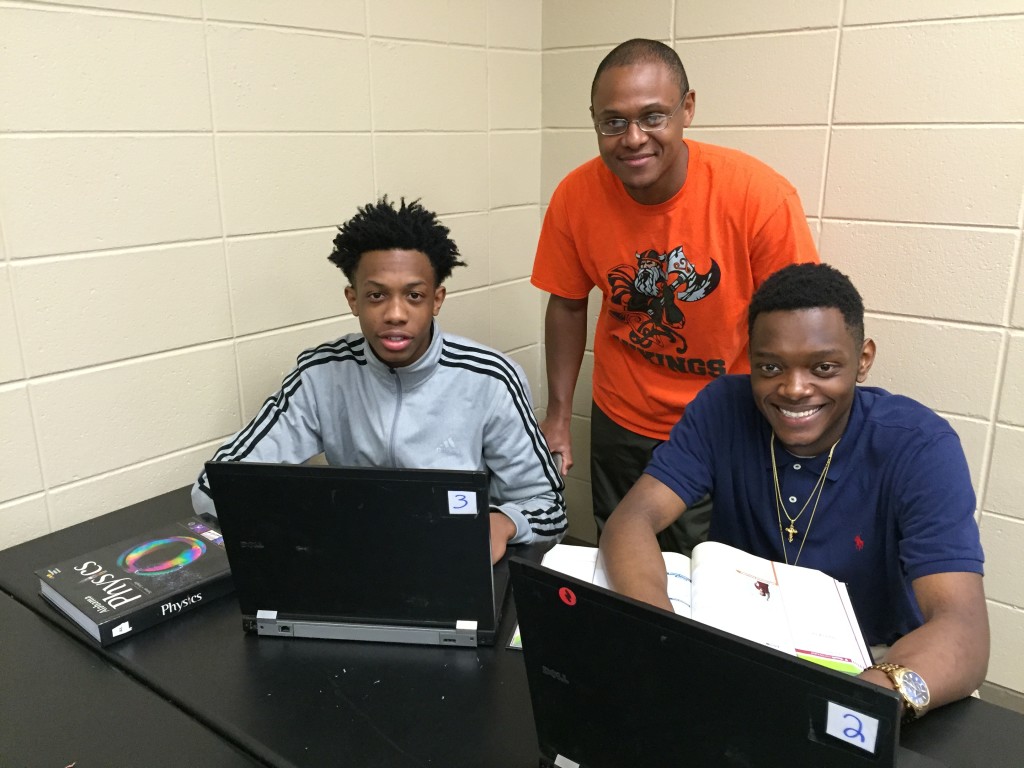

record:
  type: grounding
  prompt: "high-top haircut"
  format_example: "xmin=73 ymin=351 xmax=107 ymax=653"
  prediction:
xmin=328 ymin=196 xmax=465 ymax=285
xmin=591 ymin=38 xmax=690 ymax=103
xmin=748 ymin=264 xmax=865 ymax=345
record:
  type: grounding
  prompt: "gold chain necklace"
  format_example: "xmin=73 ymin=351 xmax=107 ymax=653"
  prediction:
xmin=771 ymin=433 xmax=839 ymax=566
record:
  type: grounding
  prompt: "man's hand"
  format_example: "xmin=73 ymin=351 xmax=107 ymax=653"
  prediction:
xmin=540 ymin=415 xmax=573 ymax=475
xmin=489 ymin=512 xmax=517 ymax=564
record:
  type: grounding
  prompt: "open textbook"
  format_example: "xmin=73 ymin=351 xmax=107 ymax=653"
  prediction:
xmin=531 ymin=542 xmax=871 ymax=675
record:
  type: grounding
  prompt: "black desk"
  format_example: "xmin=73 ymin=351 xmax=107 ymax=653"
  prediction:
xmin=0 ymin=487 xmax=538 ymax=767
xmin=1 ymin=487 xmax=1021 ymax=768
xmin=0 ymin=592 xmax=262 ymax=767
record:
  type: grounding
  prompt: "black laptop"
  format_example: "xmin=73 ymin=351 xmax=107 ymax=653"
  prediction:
xmin=205 ymin=461 xmax=508 ymax=647
xmin=511 ymin=558 xmax=949 ymax=768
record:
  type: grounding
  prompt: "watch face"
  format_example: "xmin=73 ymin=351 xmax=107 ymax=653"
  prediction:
xmin=900 ymin=669 xmax=930 ymax=707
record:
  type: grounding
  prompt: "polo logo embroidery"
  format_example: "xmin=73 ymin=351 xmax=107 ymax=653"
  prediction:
xmin=854 ymin=535 xmax=865 ymax=551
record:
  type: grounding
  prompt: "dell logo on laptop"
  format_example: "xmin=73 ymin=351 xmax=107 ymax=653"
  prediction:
xmin=541 ymin=665 xmax=569 ymax=685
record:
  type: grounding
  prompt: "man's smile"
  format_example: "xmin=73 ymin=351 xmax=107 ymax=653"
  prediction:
xmin=620 ymin=152 xmax=655 ymax=166
xmin=776 ymin=404 xmax=825 ymax=420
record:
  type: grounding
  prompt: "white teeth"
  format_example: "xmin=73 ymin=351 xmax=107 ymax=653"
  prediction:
xmin=779 ymin=406 xmax=822 ymax=419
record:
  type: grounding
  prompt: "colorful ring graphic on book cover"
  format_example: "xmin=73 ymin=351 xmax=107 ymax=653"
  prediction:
xmin=118 ymin=536 xmax=206 ymax=576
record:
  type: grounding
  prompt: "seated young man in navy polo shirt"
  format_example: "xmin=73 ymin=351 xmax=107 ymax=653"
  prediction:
xmin=600 ymin=263 xmax=987 ymax=718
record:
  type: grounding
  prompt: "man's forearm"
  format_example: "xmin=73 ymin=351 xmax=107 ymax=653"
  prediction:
xmin=599 ymin=476 xmax=684 ymax=612
xmin=862 ymin=572 xmax=988 ymax=711
xmin=601 ymin=515 xmax=671 ymax=611
xmin=543 ymin=295 xmax=588 ymax=419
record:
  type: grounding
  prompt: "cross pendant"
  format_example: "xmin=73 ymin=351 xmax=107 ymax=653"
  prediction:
xmin=785 ymin=523 xmax=798 ymax=543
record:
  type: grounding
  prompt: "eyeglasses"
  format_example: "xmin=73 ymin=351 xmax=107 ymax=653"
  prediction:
xmin=594 ymin=93 xmax=690 ymax=136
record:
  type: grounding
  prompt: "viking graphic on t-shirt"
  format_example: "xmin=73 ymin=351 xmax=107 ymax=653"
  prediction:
xmin=607 ymin=245 xmax=721 ymax=353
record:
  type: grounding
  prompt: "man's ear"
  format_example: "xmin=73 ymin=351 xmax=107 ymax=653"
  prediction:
xmin=344 ymin=285 xmax=358 ymax=316
xmin=680 ymin=89 xmax=696 ymax=129
xmin=857 ymin=338 xmax=876 ymax=383
xmin=432 ymin=285 xmax=446 ymax=316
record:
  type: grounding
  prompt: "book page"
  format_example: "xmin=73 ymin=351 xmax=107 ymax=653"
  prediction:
xmin=689 ymin=541 xmax=796 ymax=655
xmin=539 ymin=544 xmax=600 ymax=582
xmin=772 ymin=562 xmax=871 ymax=674
xmin=690 ymin=542 xmax=869 ymax=674
xmin=658 ymin=551 xmax=692 ymax=616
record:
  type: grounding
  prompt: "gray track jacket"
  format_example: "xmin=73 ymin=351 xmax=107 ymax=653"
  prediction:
xmin=192 ymin=323 xmax=567 ymax=544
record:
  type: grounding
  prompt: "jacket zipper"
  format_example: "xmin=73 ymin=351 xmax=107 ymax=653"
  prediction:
xmin=387 ymin=368 xmax=402 ymax=467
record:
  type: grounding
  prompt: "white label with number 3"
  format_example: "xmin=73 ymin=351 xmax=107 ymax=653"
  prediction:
xmin=447 ymin=490 xmax=477 ymax=515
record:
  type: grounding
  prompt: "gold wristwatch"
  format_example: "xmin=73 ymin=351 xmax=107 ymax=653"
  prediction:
xmin=867 ymin=663 xmax=930 ymax=721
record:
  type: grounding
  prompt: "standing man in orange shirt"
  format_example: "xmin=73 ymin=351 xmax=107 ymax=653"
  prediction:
xmin=531 ymin=39 xmax=818 ymax=553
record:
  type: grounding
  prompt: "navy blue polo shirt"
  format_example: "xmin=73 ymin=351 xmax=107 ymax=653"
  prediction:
xmin=646 ymin=375 xmax=983 ymax=646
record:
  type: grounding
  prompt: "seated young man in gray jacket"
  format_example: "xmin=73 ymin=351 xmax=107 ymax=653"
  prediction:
xmin=192 ymin=197 xmax=567 ymax=562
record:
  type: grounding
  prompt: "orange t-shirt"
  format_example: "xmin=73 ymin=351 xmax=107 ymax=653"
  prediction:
xmin=531 ymin=140 xmax=819 ymax=439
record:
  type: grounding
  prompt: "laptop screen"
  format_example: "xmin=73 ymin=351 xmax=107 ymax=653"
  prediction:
xmin=511 ymin=557 xmax=903 ymax=768
xmin=206 ymin=462 xmax=496 ymax=635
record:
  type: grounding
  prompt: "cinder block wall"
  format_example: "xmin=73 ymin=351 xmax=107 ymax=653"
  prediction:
xmin=540 ymin=1 xmax=1024 ymax=699
xmin=2 ymin=0 xmax=1022 ymax=701
xmin=0 ymin=0 xmax=544 ymax=539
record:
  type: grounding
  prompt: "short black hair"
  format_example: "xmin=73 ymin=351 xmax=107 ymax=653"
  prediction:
xmin=591 ymin=39 xmax=690 ymax=103
xmin=748 ymin=263 xmax=865 ymax=344
xmin=328 ymin=196 xmax=465 ymax=285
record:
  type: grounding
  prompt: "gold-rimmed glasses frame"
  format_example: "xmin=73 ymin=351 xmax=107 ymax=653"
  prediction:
xmin=594 ymin=92 xmax=691 ymax=137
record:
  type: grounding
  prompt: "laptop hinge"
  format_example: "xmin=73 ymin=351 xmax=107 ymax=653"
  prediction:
xmin=253 ymin=611 xmax=479 ymax=647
